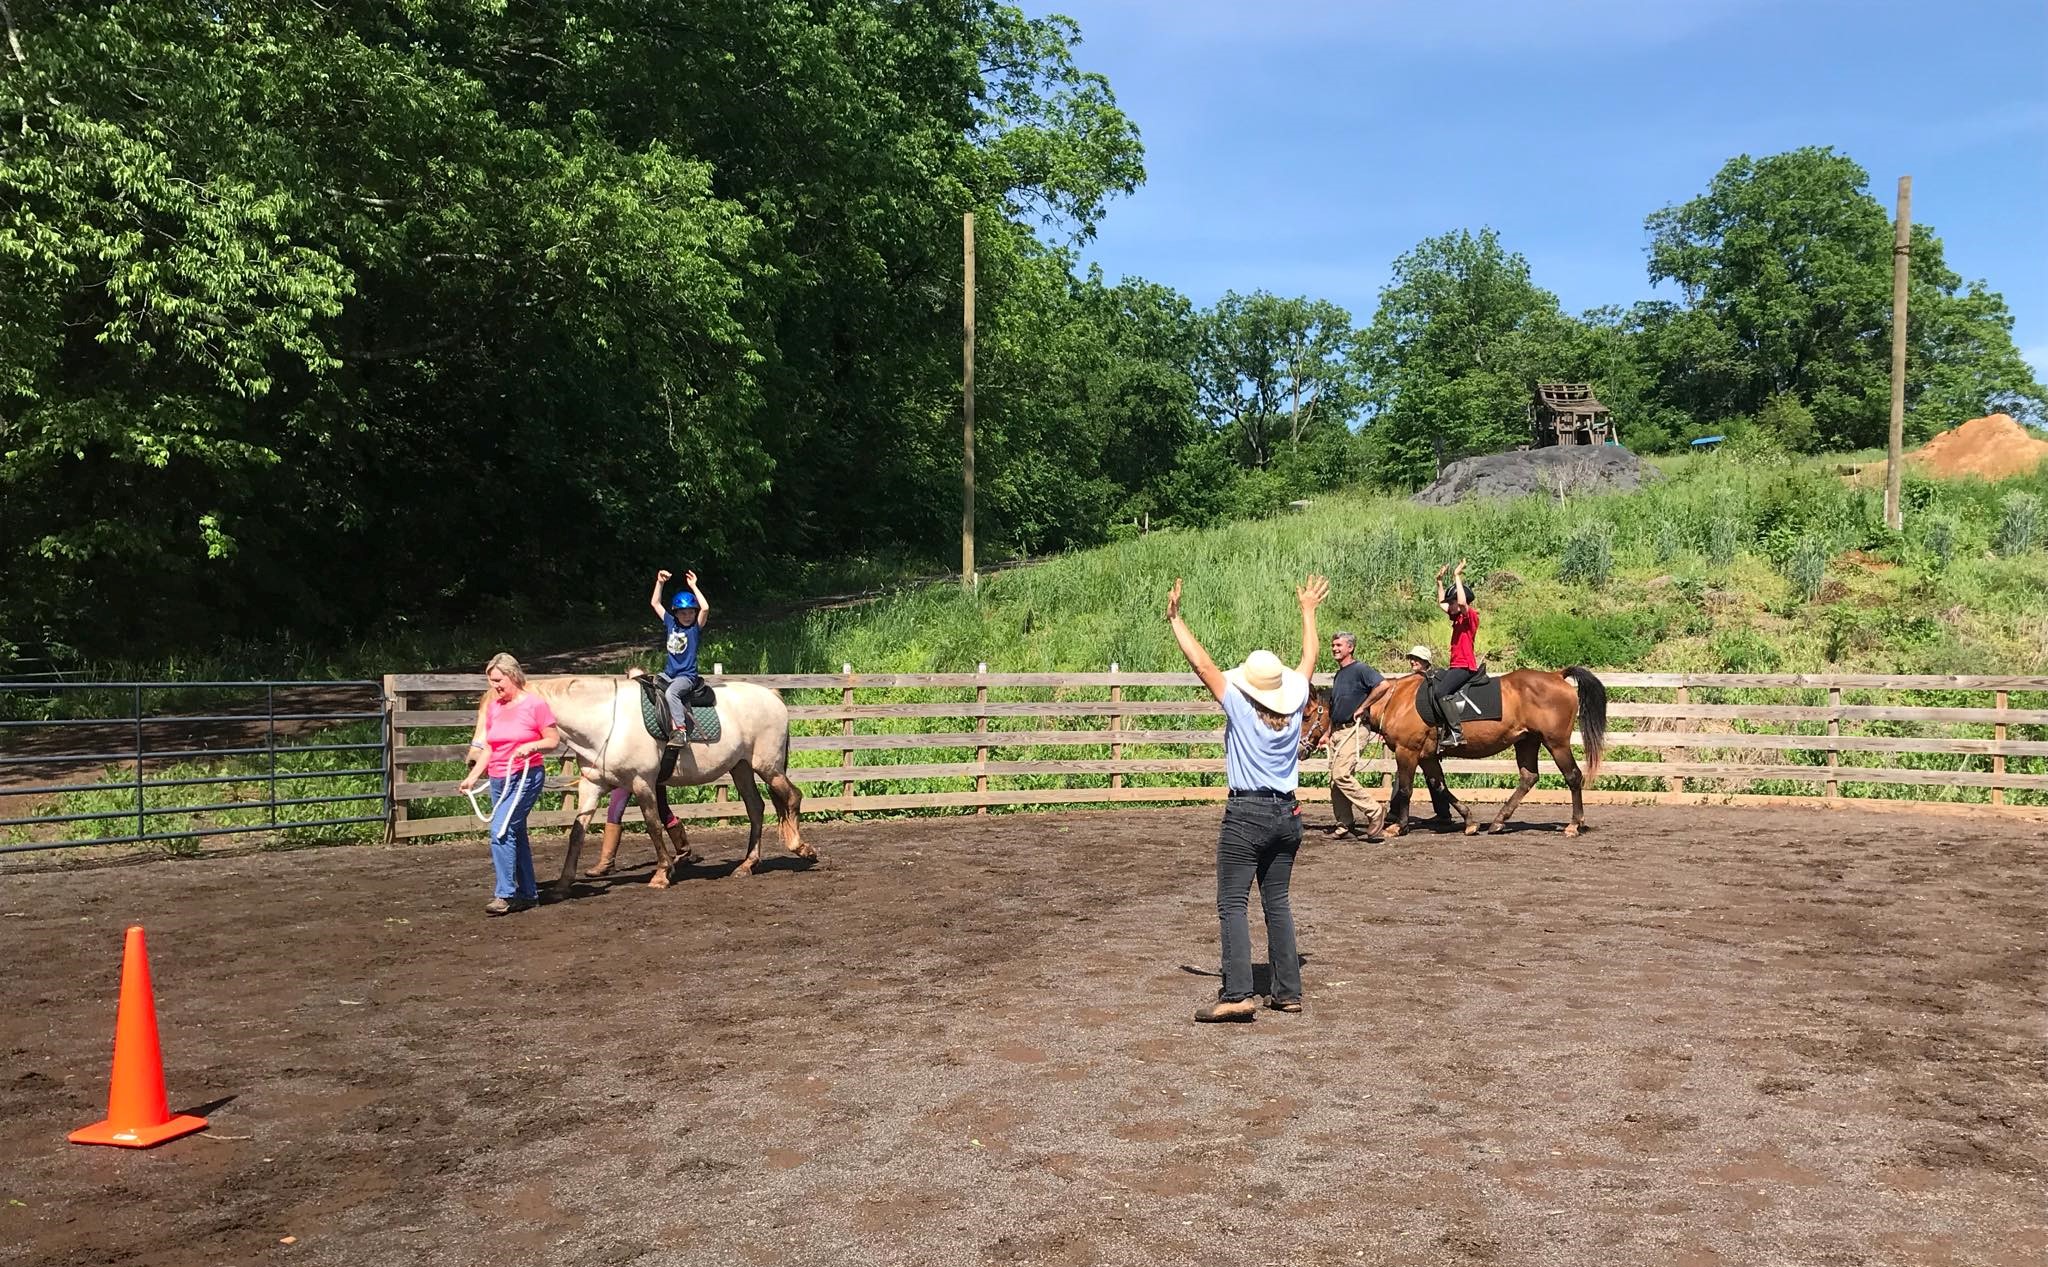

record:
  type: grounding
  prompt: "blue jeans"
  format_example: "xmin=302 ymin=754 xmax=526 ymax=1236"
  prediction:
xmin=1216 ymin=795 xmax=1304 ymax=1003
xmin=488 ymin=762 xmax=548 ymax=900
xmin=663 ymin=672 xmax=702 ymax=729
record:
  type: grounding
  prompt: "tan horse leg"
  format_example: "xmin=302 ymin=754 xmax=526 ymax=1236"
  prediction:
xmin=1546 ymin=737 xmax=1588 ymax=837
xmin=767 ymin=771 xmax=813 ymax=859
xmin=638 ymin=781 xmax=676 ymax=888
xmin=555 ymin=776 xmax=605 ymax=894
xmin=728 ymin=765 xmax=768 ymax=877
xmin=1484 ymin=735 xmax=1544 ymax=833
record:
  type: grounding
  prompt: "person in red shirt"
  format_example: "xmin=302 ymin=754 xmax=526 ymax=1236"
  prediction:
xmin=1432 ymin=559 xmax=1480 ymax=750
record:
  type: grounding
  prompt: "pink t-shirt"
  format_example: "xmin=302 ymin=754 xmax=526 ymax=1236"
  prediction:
xmin=483 ymin=691 xmax=557 ymax=777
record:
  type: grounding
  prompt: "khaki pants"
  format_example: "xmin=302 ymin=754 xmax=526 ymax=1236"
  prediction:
xmin=1328 ymin=721 xmax=1385 ymax=835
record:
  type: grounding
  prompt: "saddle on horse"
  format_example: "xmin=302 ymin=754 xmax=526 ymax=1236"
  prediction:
xmin=636 ymin=674 xmax=722 ymax=747
xmin=1416 ymin=664 xmax=1503 ymax=749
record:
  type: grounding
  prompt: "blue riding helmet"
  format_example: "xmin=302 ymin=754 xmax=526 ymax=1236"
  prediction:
xmin=670 ymin=592 xmax=697 ymax=611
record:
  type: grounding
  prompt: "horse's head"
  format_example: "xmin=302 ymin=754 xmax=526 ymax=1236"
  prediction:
xmin=1299 ymin=685 xmax=1333 ymax=762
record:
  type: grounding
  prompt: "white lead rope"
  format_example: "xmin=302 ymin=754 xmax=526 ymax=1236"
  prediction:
xmin=464 ymin=752 xmax=544 ymax=825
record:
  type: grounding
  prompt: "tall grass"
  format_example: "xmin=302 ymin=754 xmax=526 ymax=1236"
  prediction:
xmin=698 ymin=454 xmax=2048 ymax=680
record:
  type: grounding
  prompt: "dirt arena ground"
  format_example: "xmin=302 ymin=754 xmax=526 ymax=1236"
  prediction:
xmin=1 ymin=804 xmax=2042 ymax=1267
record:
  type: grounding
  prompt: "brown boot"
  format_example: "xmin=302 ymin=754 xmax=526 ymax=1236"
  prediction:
xmin=1193 ymin=996 xmax=1257 ymax=1023
xmin=585 ymin=821 xmax=624 ymax=877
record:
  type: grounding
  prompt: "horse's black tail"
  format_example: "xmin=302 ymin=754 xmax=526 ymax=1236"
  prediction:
xmin=1563 ymin=667 xmax=1607 ymax=783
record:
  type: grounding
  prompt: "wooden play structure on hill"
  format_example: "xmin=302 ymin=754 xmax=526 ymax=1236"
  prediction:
xmin=1529 ymin=383 xmax=1616 ymax=448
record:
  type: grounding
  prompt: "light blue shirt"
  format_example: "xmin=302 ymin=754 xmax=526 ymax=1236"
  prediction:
xmin=1221 ymin=684 xmax=1302 ymax=793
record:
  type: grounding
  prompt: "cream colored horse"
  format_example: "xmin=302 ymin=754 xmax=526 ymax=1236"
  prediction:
xmin=525 ymin=674 xmax=814 ymax=888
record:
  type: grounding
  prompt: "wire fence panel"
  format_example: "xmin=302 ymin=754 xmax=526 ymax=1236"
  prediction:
xmin=0 ymin=681 xmax=389 ymax=855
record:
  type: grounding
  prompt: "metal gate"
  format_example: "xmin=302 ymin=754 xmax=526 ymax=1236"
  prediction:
xmin=0 ymin=680 xmax=389 ymax=854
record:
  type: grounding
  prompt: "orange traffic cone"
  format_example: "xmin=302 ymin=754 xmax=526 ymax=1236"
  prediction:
xmin=69 ymin=925 xmax=208 ymax=1148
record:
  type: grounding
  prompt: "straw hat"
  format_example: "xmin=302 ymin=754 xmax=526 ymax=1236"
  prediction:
xmin=1225 ymin=649 xmax=1308 ymax=715
xmin=1406 ymin=645 xmax=1433 ymax=664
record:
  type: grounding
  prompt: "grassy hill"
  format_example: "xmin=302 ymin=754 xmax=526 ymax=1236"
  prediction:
xmin=679 ymin=451 xmax=2048 ymax=680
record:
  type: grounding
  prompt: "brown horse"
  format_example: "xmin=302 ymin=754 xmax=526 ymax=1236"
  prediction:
xmin=1302 ymin=667 xmax=1606 ymax=837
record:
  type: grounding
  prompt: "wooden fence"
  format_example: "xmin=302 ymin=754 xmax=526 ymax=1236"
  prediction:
xmin=382 ymin=671 xmax=2048 ymax=839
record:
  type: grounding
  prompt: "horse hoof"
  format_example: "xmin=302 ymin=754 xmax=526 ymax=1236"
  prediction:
xmin=731 ymin=862 xmax=756 ymax=879
xmin=646 ymin=872 xmax=672 ymax=890
xmin=582 ymin=865 xmax=613 ymax=879
xmin=1487 ymin=822 xmax=1507 ymax=835
xmin=790 ymin=843 xmax=817 ymax=859
xmin=1463 ymin=823 xmax=1481 ymax=836
xmin=1381 ymin=825 xmax=1403 ymax=839
xmin=1563 ymin=824 xmax=1582 ymax=838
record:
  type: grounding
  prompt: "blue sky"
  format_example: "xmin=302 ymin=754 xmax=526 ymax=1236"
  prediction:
xmin=1037 ymin=0 xmax=2048 ymax=384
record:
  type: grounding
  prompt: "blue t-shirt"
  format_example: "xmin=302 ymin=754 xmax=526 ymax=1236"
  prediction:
xmin=662 ymin=614 xmax=701 ymax=678
xmin=1221 ymin=684 xmax=1302 ymax=794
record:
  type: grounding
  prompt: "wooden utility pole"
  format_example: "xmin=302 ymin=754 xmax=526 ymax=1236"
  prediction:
xmin=962 ymin=211 xmax=976 ymax=589
xmin=1885 ymin=175 xmax=1911 ymax=532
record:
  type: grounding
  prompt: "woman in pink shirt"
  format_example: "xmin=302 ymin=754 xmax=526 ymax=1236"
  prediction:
xmin=458 ymin=653 xmax=559 ymax=915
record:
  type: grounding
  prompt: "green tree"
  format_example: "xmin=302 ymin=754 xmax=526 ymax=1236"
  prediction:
xmin=1644 ymin=147 xmax=2044 ymax=447
xmin=0 ymin=1 xmax=1151 ymax=653
xmin=1355 ymin=228 xmax=1578 ymax=485
xmin=1193 ymin=291 xmax=1360 ymax=470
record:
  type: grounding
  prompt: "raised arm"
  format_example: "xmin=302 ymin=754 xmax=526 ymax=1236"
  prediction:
xmin=1435 ymin=561 xmax=1449 ymax=613
xmin=649 ymin=569 xmax=672 ymax=620
xmin=685 ymin=569 xmax=709 ymax=632
xmin=1294 ymin=574 xmax=1328 ymax=682
xmin=1453 ymin=558 xmax=1473 ymax=610
xmin=1167 ymin=578 xmax=1227 ymax=704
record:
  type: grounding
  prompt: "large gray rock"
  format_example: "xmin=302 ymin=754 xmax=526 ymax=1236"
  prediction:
xmin=1410 ymin=444 xmax=1660 ymax=506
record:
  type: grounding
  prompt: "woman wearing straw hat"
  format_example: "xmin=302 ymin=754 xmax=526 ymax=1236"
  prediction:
xmin=1167 ymin=572 xmax=1327 ymax=1022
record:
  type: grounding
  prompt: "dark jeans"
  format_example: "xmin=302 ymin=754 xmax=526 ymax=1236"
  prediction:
xmin=1430 ymin=666 xmax=1476 ymax=726
xmin=1216 ymin=795 xmax=1304 ymax=1004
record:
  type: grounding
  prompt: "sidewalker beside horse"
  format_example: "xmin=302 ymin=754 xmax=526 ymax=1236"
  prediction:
xmin=1303 ymin=665 xmax=1607 ymax=837
xmin=506 ymin=674 xmax=815 ymax=890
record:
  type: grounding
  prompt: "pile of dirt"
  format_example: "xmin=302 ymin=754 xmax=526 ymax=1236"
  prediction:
xmin=1908 ymin=412 xmax=2048 ymax=480
xmin=1411 ymin=444 xmax=1661 ymax=506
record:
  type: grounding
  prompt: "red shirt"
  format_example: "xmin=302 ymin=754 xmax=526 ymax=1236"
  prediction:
xmin=1448 ymin=607 xmax=1479 ymax=670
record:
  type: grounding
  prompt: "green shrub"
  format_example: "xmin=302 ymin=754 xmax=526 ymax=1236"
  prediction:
xmin=1558 ymin=521 xmax=1615 ymax=589
xmin=1518 ymin=611 xmax=1655 ymax=669
xmin=1920 ymin=513 xmax=1959 ymax=570
xmin=1782 ymin=535 xmax=1829 ymax=601
xmin=1653 ymin=520 xmax=1682 ymax=563
xmin=1996 ymin=491 xmax=2040 ymax=556
xmin=1712 ymin=626 xmax=1783 ymax=672
xmin=1706 ymin=515 xmax=1740 ymax=566
xmin=1756 ymin=392 xmax=1818 ymax=452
